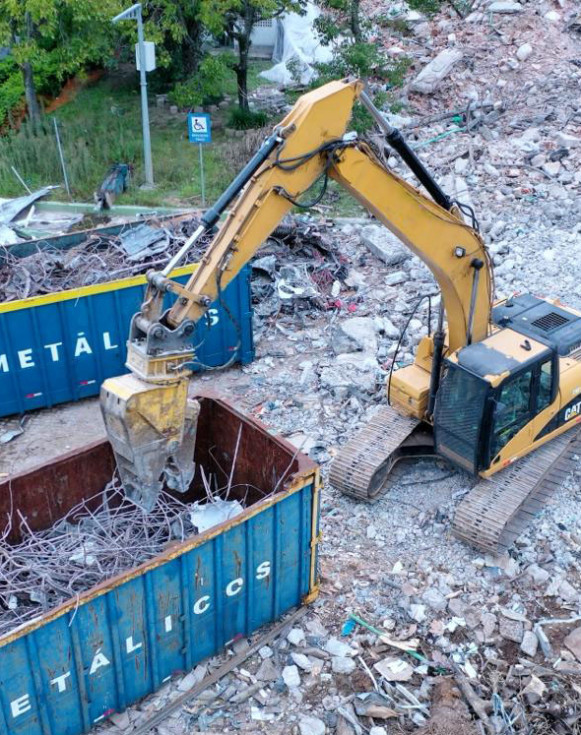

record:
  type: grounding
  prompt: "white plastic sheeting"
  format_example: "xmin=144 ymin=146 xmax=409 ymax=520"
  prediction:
xmin=259 ymin=2 xmax=333 ymax=86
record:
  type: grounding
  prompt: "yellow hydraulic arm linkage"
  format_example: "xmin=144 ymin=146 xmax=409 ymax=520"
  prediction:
xmin=101 ymin=78 xmax=490 ymax=509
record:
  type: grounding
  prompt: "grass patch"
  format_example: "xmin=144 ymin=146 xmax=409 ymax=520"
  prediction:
xmin=0 ymin=64 xmax=368 ymax=218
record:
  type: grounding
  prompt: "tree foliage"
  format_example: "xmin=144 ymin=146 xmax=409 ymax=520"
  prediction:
xmin=0 ymin=0 xmax=122 ymax=123
xmin=140 ymin=0 xmax=206 ymax=81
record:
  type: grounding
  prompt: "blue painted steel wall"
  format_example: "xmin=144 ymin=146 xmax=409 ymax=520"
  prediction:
xmin=0 ymin=267 xmax=254 ymax=417
xmin=0 ymin=482 xmax=314 ymax=735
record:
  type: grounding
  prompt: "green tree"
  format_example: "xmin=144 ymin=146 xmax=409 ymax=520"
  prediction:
xmin=0 ymin=0 xmax=122 ymax=125
xmin=201 ymin=0 xmax=304 ymax=112
xmin=141 ymin=0 xmax=206 ymax=82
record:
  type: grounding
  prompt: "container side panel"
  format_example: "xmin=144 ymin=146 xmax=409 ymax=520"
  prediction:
xmin=0 ymin=314 xmax=24 ymax=415
xmin=188 ymin=541 xmax=217 ymax=662
xmin=300 ymin=484 xmax=313 ymax=598
xmin=276 ymin=487 xmax=312 ymax=614
xmin=111 ymin=580 xmax=152 ymax=705
xmin=149 ymin=561 xmax=186 ymax=682
xmin=0 ymin=268 xmax=253 ymax=418
xmin=0 ymin=639 xmax=43 ymax=735
xmin=247 ymin=510 xmax=276 ymax=630
xmin=0 ymin=478 xmax=317 ymax=735
xmin=31 ymin=619 xmax=83 ymax=735
xmin=0 ymin=309 xmax=49 ymax=414
xmin=218 ymin=524 xmax=247 ymax=645
xmin=74 ymin=597 xmax=120 ymax=725
xmin=62 ymin=297 xmax=100 ymax=401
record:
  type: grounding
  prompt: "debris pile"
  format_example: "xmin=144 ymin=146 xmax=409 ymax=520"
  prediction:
xmin=0 ymin=469 xmax=264 ymax=637
xmin=0 ymin=216 xmax=211 ymax=301
xmin=251 ymin=218 xmax=351 ymax=318
xmin=1 ymin=0 xmax=581 ymax=732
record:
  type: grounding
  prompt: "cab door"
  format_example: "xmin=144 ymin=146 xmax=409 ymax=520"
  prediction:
xmin=489 ymin=366 xmax=535 ymax=463
xmin=488 ymin=355 xmax=556 ymax=466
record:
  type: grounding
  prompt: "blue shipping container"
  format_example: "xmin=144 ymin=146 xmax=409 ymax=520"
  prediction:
xmin=0 ymin=265 xmax=254 ymax=417
xmin=0 ymin=396 xmax=322 ymax=735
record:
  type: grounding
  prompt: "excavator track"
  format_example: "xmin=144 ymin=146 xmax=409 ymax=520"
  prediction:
xmin=453 ymin=428 xmax=581 ymax=554
xmin=329 ymin=406 xmax=434 ymax=501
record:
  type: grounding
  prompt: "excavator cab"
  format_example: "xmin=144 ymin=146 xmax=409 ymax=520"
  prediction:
xmin=434 ymin=342 xmax=556 ymax=474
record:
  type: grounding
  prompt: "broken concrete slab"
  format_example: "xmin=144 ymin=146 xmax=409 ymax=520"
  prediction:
xmin=488 ymin=1 xmax=523 ymax=13
xmin=360 ymin=225 xmax=410 ymax=266
xmin=299 ymin=715 xmax=326 ymax=735
xmin=564 ymin=627 xmax=581 ymax=661
xmin=520 ymin=630 xmax=539 ymax=657
xmin=410 ymin=49 xmax=463 ymax=94
xmin=332 ymin=656 xmax=357 ymax=674
xmin=499 ymin=616 xmax=524 ymax=643
xmin=373 ymin=657 xmax=414 ymax=681
xmin=339 ymin=317 xmax=378 ymax=354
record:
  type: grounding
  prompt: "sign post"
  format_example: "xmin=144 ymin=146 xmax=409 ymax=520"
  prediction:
xmin=187 ymin=113 xmax=212 ymax=207
xmin=112 ymin=3 xmax=155 ymax=188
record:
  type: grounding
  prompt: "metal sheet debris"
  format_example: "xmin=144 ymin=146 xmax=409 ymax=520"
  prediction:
xmin=0 ymin=186 xmax=57 ymax=225
xmin=118 ymin=222 xmax=170 ymax=261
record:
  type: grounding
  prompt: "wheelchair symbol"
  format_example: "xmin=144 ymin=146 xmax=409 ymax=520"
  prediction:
xmin=191 ymin=117 xmax=207 ymax=132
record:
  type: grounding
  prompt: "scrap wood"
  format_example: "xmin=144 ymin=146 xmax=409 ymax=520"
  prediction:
xmin=128 ymin=605 xmax=308 ymax=735
xmin=451 ymin=664 xmax=494 ymax=735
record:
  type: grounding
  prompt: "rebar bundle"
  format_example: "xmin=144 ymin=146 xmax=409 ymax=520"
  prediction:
xmin=0 ymin=466 xmax=266 ymax=638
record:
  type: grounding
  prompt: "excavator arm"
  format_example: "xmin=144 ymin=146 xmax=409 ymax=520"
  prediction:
xmin=100 ymin=78 xmax=491 ymax=509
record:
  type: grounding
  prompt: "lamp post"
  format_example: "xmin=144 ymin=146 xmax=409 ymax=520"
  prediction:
xmin=113 ymin=3 xmax=154 ymax=188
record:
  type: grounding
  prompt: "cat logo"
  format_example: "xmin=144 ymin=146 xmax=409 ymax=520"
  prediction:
xmin=564 ymin=400 xmax=581 ymax=422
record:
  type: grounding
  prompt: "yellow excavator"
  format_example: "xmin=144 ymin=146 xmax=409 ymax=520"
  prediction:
xmin=100 ymin=79 xmax=581 ymax=552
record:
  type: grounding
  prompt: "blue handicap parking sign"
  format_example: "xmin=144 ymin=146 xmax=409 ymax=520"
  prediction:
xmin=187 ymin=113 xmax=212 ymax=144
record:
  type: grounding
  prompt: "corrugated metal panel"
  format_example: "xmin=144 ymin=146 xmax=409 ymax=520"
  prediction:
xmin=0 ymin=265 xmax=254 ymax=417
xmin=0 ymin=397 xmax=321 ymax=735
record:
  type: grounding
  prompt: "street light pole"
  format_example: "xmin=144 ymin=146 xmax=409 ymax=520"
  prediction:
xmin=113 ymin=3 xmax=154 ymax=188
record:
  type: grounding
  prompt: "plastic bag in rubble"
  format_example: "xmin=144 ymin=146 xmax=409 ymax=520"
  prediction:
xmin=276 ymin=264 xmax=320 ymax=300
xmin=259 ymin=2 xmax=333 ymax=86
xmin=189 ymin=498 xmax=244 ymax=533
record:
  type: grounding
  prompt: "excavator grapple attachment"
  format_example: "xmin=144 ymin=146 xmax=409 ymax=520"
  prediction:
xmin=100 ymin=374 xmax=199 ymax=510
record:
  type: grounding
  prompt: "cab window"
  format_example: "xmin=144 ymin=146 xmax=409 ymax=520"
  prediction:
xmin=537 ymin=359 xmax=553 ymax=411
xmin=492 ymin=368 xmax=533 ymax=456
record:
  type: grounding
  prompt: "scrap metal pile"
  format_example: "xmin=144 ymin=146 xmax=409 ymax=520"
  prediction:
xmin=251 ymin=217 xmax=352 ymax=317
xmin=0 ymin=216 xmax=213 ymax=301
xmin=0 ymin=214 xmax=350 ymax=309
xmin=0 ymin=466 xmax=268 ymax=638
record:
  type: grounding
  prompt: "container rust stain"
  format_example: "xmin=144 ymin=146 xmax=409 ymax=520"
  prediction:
xmin=0 ymin=395 xmax=321 ymax=735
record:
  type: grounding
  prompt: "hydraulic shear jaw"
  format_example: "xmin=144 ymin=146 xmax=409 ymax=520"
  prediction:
xmin=100 ymin=373 xmax=200 ymax=510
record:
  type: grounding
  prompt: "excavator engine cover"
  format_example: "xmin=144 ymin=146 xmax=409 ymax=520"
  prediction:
xmin=100 ymin=374 xmax=200 ymax=509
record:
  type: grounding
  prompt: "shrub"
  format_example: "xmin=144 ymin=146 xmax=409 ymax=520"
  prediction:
xmin=168 ymin=54 xmax=230 ymax=109
xmin=227 ymin=108 xmax=268 ymax=130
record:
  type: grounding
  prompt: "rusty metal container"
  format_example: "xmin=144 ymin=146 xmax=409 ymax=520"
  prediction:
xmin=0 ymin=395 xmax=320 ymax=735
